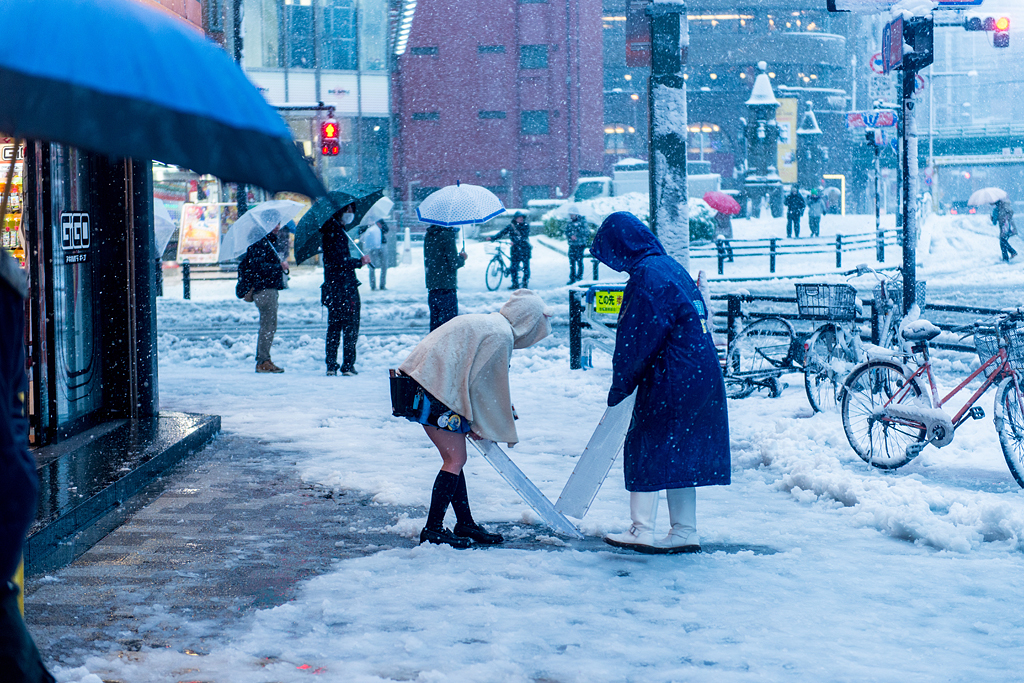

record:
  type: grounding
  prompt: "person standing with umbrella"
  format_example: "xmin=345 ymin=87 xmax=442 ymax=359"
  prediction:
xmin=322 ymin=205 xmax=371 ymax=375
xmin=424 ymin=225 xmax=467 ymax=331
xmin=703 ymin=191 xmax=740 ymax=264
xmin=236 ymin=225 xmax=288 ymax=373
xmin=490 ymin=212 xmax=532 ymax=289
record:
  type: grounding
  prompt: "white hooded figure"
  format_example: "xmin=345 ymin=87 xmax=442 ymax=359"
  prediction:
xmin=360 ymin=221 xmax=387 ymax=290
xmin=399 ymin=290 xmax=552 ymax=548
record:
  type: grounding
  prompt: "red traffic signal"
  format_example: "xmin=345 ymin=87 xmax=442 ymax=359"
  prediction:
xmin=964 ymin=15 xmax=1009 ymax=31
xmin=320 ymin=118 xmax=340 ymax=156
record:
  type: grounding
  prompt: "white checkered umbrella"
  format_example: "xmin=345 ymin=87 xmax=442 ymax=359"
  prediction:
xmin=416 ymin=182 xmax=506 ymax=227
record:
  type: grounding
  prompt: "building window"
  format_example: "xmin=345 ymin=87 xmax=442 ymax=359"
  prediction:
xmin=520 ymin=45 xmax=549 ymax=70
xmin=483 ymin=186 xmax=506 ymax=196
xmin=412 ymin=112 xmax=440 ymax=121
xmin=479 ymin=111 xmax=507 ymax=119
xmin=321 ymin=0 xmax=357 ymax=70
xmin=413 ymin=187 xmax=440 ymax=202
xmin=411 ymin=46 xmax=439 ymax=56
xmin=478 ymin=45 xmax=506 ymax=54
xmin=521 ymin=111 xmax=549 ymax=135
xmin=521 ymin=186 xmax=551 ymax=203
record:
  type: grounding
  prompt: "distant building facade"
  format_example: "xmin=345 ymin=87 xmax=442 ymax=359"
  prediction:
xmin=391 ymin=0 xmax=605 ymax=207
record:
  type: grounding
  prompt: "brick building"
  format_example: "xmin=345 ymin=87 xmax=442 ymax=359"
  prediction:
xmin=391 ymin=0 xmax=605 ymax=208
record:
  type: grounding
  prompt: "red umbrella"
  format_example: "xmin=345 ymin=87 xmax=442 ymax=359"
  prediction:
xmin=703 ymin=191 xmax=741 ymax=215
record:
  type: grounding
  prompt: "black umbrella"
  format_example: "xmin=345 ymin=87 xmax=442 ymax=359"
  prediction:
xmin=294 ymin=187 xmax=385 ymax=264
xmin=0 ymin=0 xmax=324 ymax=199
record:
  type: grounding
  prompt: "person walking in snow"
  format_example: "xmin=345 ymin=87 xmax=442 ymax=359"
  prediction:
xmin=590 ymin=212 xmax=730 ymax=554
xmin=424 ymin=224 xmax=467 ymax=331
xmin=360 ymin=219 xmax=389 ymax=291
xmin=322 ymin=207 xmax=371 ymax=376
xmin=490 ymin=212 xmax=532 ymax=289
xmin=397 ymin=290 xmax=552 ymax=548
xmin=997 ymin=199 xmax=1017 ymax=262
xmin=806 ymin=189 xmax=824 ymax=238
xmin=784 ymin=186 xmax=805 ymax=239
xmin=713 ymin=211 xmax=734 ymax=262
xmin=565 ymin=211 xmax=591 ymax=284
xmin=237 ymin=225 xmax=288 ymax=373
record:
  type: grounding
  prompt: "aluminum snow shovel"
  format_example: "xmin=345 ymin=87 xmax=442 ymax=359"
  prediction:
xmin=555 ymin=392 xmax=636 ymax=519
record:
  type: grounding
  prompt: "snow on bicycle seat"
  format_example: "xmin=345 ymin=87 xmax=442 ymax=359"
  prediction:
xmin=901 ymin=319 xmax=942 ymax=342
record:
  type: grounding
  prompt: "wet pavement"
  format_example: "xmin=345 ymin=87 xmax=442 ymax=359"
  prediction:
xmin=23 ymin=435 xmax=421 ymax=670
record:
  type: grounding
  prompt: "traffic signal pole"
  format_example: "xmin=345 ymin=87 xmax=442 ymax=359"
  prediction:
xmin=647 ymin=1 xmax=689 ymax=269
xmin=901 ymin=67 xmax=918 ymax=313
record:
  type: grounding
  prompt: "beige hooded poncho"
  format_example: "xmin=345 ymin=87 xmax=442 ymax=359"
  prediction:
xmin=399 ymin=290 xmax=551 ymax=445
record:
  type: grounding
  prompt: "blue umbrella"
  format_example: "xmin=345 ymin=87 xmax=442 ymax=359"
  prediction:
xmin=0 ymin=0 xmax=324 ymax=198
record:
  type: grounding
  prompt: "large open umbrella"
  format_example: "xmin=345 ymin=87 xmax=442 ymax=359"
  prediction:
xmin=703 ymin=191 xmax=741 ymax=215
xmin=219 ymin=200 xmax=305 ymax=261
xmin=968 ymin=187 xmax=1008 ymax=206
xmin=0 ymin=0 xmax=324 ymax=199
xmin=417 ymin=183 xmax=505 ymax=227
xmin=293 ymin=187 xmax=384 ymax=264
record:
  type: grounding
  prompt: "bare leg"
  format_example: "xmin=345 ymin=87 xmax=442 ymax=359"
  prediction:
xmin=423 ymin=425 xmax=467 ymax=474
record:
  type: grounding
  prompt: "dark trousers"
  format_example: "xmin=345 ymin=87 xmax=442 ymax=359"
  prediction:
xmin=325 ymin=292 xmax=360 ymax=372
xmin=568 ymin=245 xmax=585 ymax=282
xmin=0 ymin=585 xmax=55 ymax=683
xmin=808 ymin=216 xmax=821 ymax=237
xmin=510 ymin=249 xmax=530 ymax=288
xmin=1001 ymin=234 xmax=1018 ymax=261
xmin=786 ymin=214 xmax=801 ymax=238
xmin=429 ymin=289 xmax=458 ymax=331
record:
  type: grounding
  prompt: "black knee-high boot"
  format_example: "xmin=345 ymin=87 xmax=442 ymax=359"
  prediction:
xmin=421 ymin=470 xmax=472 ymax=548
xmin=451 ymin=471 xmax=504 ymax=545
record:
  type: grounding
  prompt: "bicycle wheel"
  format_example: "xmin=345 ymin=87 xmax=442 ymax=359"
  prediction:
xmin=485 ymin=256 xmax=504 ymax=291
xmin=994 ymin=377 xmax=1024 ymax=488
xmin=841 ymin=360 xmax=926 ymax=469
xmin=804 ymin=325 xmax=858 ymax=414
xmin=724 ymin=317 xmax=795 ymax=399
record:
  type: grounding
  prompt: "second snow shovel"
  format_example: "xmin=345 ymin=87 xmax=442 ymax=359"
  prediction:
xmin=555 ymin=393 xmax=636 ymax=519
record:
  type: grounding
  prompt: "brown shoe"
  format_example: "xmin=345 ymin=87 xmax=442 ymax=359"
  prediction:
xmin=255 ymin=360 xmax=284 ymax=373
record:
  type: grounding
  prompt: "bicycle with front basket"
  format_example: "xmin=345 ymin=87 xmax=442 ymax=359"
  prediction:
xmin=840 ymin=309 xmax=1024 ymax=487
xmin=485 ymin=241 xmax=512 ymax=291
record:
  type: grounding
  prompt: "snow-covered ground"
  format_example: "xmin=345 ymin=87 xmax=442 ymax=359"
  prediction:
xmin=55 ymin=211 xmax=1024 ymax=682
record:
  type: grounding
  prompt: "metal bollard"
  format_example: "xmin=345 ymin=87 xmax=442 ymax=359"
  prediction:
xmin=876 ymin=229 xmax=885 ymax=263
xmin=182 ymin=259 xmax=191 ymax=300
xmin=835 ymin=234 xmax=843 ymax=269
xmin=569 ymin=290 xmax=583 ymax=370
xmin=726 ymin=294 xmax=742 ymax=352
xmin=591 ymin=257 xmax=599 ymax=280
xmin=716 ymin=240 xmax=725 ymax=275
xmin=769 ymin=238 xmax=777 ymax=273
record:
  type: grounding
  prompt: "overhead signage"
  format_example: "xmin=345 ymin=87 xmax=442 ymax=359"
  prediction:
xmin=846 ymin=110 xmax=898 ymax=128
xmin=60 ymin=212 xmax=90 ymax=264
xmin=869 ymin=52 xmax=885 ymax=75
xmin=882 ymin=16 xmax=904 ymax=75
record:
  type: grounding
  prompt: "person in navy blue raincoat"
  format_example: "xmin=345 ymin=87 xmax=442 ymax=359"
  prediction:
xmin=590 ymin=211 xmax=730 ymax=554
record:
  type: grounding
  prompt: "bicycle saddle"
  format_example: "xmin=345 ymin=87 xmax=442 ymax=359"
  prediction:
xmin=901 ymin=319 xmax=942 ymax=342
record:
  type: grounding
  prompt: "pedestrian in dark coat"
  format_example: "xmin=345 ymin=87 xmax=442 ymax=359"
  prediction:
xmin=322 ymin=210 xmax=370 ymax=375
xmin=784 ymin=186 xmax=805 ymax=238
xmin=590 ymin=211 xmax=730 ymax=555
xmin=565 ymin=212 xmax=591 ymax=284
xmin=997 ymin=199 xmax=1017 ymax=262
xmin=424 ymin=225 xmax=467 ymax=331
xmin=0 ymin=250 xmax=56 ymax=683
xmin=237 ymin=229 xmax=287 ymax=373
xmin=490 ymin=212 xmax=531 ymax=289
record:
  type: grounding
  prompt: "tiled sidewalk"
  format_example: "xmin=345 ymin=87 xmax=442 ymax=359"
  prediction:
xmin=23 ymin=435 xmax=418 ymax=669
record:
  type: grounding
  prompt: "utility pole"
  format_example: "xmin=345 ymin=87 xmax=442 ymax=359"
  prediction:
xmin=646 ymin=1 xmax=689 ymax=268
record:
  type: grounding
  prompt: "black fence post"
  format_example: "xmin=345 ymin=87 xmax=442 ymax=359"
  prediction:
xmin=569 ymin=290 xmax=583 ymax=370
xmin=870 ymin=298 xmax=880 ymax=345
xmin=835 ymin=234 xmax=843 ymax=269
xmin=770 ymin=238 xmax=777 ymax=273
xmin=591 ymin=257 xmax=599 ymax=281
xmin=182 ymin=260 xmax=191 ymax=300
xmin=726 ymin=294 xmax=742 ymax=350
xmin=876 ymin=229 xmax=885 ymax=262
xmin=716 ymin=240 xmax=725 ymax=275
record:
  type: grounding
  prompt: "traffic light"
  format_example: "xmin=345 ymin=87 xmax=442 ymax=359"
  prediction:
xmin=320 ymin=118 xmax=340 ymax=156
xmin=964 ymin=15 xmax=1010 ymax=48
xmin=903 ymin=17 xmax=933 ymax=70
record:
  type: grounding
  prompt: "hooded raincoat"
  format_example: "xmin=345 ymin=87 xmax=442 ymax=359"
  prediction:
xmin=590 ymin=212 xmax=730 ymax=491
xmin=399 ymin=290 xmax=551 ymax=445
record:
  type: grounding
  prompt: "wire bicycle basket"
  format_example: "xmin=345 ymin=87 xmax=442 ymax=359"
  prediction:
xmin=874 ymin=278 xmax=927 ymax=315
xmin=796 ymin=283 xmax=858 ymax=321
xmin=976 ymin=321 xmax=1024 ymax=377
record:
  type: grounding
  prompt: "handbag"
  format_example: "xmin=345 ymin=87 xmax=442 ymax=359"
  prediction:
xmin=389 ymin=369 xmax=420 ymax=417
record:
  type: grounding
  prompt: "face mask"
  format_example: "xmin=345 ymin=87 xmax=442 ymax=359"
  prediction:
xmin=342 ymin=212 xmax=355 ymax=225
